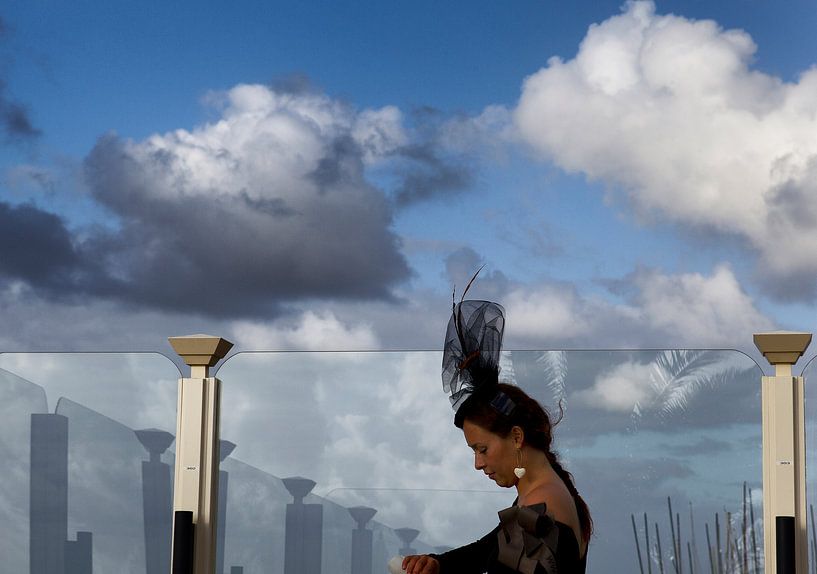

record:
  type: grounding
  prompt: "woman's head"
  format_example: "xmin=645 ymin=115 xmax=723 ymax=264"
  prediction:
xmin=454 ymin=383 xmax=556 ymax=452
xmin=455 ymin=383 xmax=593 ymax=542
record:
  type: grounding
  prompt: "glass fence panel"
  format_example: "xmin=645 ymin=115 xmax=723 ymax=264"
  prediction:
xmin=802 ymin=354 xmax=817 ymax=573
xmin=216 ymin=349 xmax=762 ymax=574
xmin=0 ymin=352 xmax=180 ymax=574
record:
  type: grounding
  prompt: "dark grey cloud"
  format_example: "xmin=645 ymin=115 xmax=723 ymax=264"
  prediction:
xmin=382 ymin=105 xmax=475 ymax=208
xmin=1 ymin=97 xmax=39 ymax=140
xmin=0 ymin=19 xmax=39 ymax=142
xmin=0 ymin=84 xmax=417 ymax=319
xmin=79 ymin=130 xmax=410 ymax=317
xmin=659 ymin=437 xmax=734 ymax=457
xmin=0 ymin=202 xmax=84 ymax=290
xmin=443 ymin=247 xmax=510 ymax=301
xmin=758 ymin=158 xmax=817 ymax=301
xmin=392 ymin=143 xmax=472 ymax=207
xmin=444 ymin=246 xmax=484 ymax=285
xmin=269 ymin=72 xmax=316 ymax=96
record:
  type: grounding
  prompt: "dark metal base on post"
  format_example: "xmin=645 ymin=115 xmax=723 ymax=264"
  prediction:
xmin=173 ymin=511 xmax=195 ymax=574
xmin=776 ymin=516 xmax=795 ymax=574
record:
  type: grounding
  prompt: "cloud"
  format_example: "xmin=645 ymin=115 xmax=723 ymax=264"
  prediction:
xmin=392 ymin=143 xmax=473 ymax=207
xmin=0 ymin=83 xmax=40 ymax=141
xmin=70 ymin=85 xmax=411 ymax=316
xmin=630 ymin=264 xmax=775 ymax=344
xmin=0 ymin=18 xmax=40 ymax=142
xmin=660 ymin=436 xmax=733 ymax=457
xmin=438 ymin=105 xmax=516 ymax=158
xmin=573 ymin=360 xmax=655 ymax=412
xmin=0 ymin=202 xmax=85 ymax=291
xmin=500 ymin=264 xmax=773 ymax=349
xmin=513 ymin=0 xmax=817 ymax=300
xmin=229 ymin=311 xmax=379 ymax=350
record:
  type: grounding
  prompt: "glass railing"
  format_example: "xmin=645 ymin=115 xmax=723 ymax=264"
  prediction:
xmin=216 ymin=349 xmax=763 ymax=574
xmin=0 ymin=352 xmax=180 ymax=574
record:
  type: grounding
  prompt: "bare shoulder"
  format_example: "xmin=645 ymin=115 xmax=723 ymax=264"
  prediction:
xmin=525 ymin=481 xmax=579 ymax=529
xmin=525 ymin=480 xmax=586 ymax=554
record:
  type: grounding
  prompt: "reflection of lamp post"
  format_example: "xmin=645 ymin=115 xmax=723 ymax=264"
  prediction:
xmin=348 ymin=507 xmax=377 ymax=574
xmin=135 ymin=428 xmax=175 ymax=574
xmin=282 ymin=477 xmax=323 ymax=574
xmin=217 ymin=440 xmax=236 ymax=574
xmin=394 ymin=528 xmax=420 ymax=556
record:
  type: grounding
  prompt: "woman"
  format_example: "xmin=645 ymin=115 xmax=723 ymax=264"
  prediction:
xmin=403 ymin=298 xmax=591 ymax=574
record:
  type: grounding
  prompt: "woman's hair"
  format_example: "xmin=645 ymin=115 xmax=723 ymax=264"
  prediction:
xmin=454 ymin=383 xmax=593 ymax=542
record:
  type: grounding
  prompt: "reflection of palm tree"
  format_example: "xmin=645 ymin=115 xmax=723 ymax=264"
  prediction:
xmin=633 ymin=350 xmax=751 ymax=427
xmin=535 ymin=351 xmax=568 ymax=408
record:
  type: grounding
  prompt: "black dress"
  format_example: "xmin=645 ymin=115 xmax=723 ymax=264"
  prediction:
xmin=430 ymin=502 xmax=587 ymax=574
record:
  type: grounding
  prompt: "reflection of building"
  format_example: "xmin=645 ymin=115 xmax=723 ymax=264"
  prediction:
xmin=135 ymin=428 xmax=175 ymax=574
xmin=30 ymin=413 xmax=93 ymax=574
xmin=30 ymin=413 xmax=68 ymax=574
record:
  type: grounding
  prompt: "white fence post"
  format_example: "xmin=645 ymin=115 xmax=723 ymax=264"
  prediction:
xmin=755 ymin=331 xmax=812 ymax=574
xmin=168 ymin=334 xmax=233 ymax=574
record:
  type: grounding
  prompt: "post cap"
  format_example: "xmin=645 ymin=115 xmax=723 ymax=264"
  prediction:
xmin=168 ymin=334 xmax=234 ymax=367
xmin=753 ymin=331 xmax=812 ymax=365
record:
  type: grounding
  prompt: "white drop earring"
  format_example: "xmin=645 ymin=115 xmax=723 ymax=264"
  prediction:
xmin=514 ymin=448 xmax=526 ymax=479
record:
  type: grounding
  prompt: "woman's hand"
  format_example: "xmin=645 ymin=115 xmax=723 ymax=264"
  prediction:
xmin=402 ymin=554 xmax=440 ymax=574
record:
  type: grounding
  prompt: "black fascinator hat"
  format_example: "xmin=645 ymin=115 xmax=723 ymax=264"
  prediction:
xmin=442 ymin=271 xmax=514 ymax=426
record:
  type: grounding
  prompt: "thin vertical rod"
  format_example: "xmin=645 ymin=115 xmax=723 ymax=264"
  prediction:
xmin=633 ymin=514 xmax=645 ymax=574
xmin=669 ymin=498 xmax=679 ymax=574
xmin=657 ymin=523 xmax=666 ymax=574
xmin=705 ymin=523 xmax=715 ymax=574
xmin=749 ymin=488 xmax=759 ymax=574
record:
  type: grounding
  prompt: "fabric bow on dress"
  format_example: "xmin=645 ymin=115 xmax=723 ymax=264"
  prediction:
xmin=496 ymin=504 xmax=560 ymax=574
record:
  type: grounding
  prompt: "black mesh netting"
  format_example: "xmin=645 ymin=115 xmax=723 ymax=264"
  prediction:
xmin=441 ymin=300 xmax=505 ymax=413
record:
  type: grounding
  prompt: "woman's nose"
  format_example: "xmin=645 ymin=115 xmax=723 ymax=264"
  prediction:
xmin=474 ymin=453 xmax=485 ymax=469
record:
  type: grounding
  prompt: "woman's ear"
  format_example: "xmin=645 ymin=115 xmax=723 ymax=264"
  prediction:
xmin=511 ymin=425 xmax=524 ymax=448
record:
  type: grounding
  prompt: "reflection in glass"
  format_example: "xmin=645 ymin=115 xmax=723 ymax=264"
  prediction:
xmin=0 ymin=353 xmax=178 ymax=574
xmin=216 ymin=349 xmax=762 ymax=574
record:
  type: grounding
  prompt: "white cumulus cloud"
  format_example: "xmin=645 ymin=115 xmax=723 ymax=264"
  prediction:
xmin=499 ymin=265 xmax=773 ymax=349
xmin=514 ymin=0 xmax=817 ymax=299
xmin=573 ymin=360 xmax=655 ymax=412
xmin=230 ymin=311 xmax=379 ymax=350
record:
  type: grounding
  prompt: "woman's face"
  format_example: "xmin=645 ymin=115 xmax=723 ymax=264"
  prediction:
xmin=462 ymin=419 xmax=519 ymax=488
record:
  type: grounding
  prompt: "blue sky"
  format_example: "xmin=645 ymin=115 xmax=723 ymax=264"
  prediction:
xmin=1 ymin=0 xmax=817 ymax=359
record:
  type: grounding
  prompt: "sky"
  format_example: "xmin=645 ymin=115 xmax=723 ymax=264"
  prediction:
xmin=2 ymin=1 xmax=817 ymax=363
xmin=3 ymin=3 xmax=817 ymax=568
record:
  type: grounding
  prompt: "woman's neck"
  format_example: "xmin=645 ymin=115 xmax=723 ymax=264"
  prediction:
xmin=514 ymin=452 xmax=558 ymax=506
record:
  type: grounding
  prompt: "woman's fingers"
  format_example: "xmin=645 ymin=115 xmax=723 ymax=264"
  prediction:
xmin=402 ymin=554 xmax=440 ymax=574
